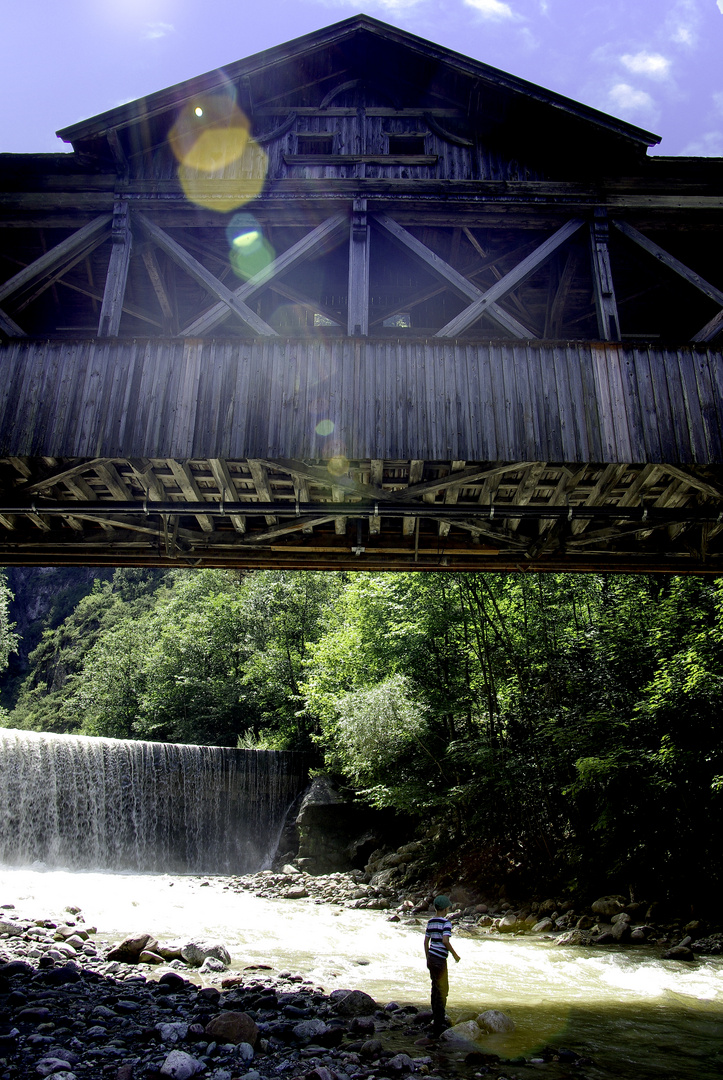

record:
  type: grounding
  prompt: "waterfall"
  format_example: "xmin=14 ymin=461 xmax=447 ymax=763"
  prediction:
xmin=0 ymin=729 xmax=309 ymax=874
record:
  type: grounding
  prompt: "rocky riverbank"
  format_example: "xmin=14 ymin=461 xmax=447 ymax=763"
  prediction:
xmin=230 ymin=862 xmax=723 ymax=961
xmin=1 ymin=861 xmax=722 ymax=1080
xmin=0 ymin=893 xmax=602 ymax=1080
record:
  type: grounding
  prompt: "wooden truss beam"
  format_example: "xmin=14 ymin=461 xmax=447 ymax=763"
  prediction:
xmin=434 ymin=218 xmax=585 ymax=338
xmin=181 ymin=212 xmax=347 ymax=336
xmin=373 ymin=212 xmax=534 ymax=338
xmin=348 ymin=199 xmax=370 ymax=336
xmin=136 ymin=213 xmax=277 ymax=337
xmin=590 ymin=208 xmax=620 ymax=341
xmin=0 ymin=214 xmax=112 ymax=306
xmin=98 ymin=201 xmax=132 ymax=337
xmin=612 ymin=219 xmax=723 ymax=342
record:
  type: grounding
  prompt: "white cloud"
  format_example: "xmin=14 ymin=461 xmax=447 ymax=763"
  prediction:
xmin=620 ymin=51 xmax=671 ymax=80
xmin=464 ymin=0 xmax=518 ymax=20
xmin=369 ymin=0 xmax=424 ymax=9
xmin=143 ymin=22 xmax=175 ymax=40
xmin=680 ymin=131 xmax=723 ymax=155
xmin=319 ymin=0 xmax=424 ymax=10
xmin=666 ymin=0 xmax=700 ymax=46
xmin=717 ymin=1 xmax=723 ymax=14
xmin=608 ymin=82 xmax=655 ymax=114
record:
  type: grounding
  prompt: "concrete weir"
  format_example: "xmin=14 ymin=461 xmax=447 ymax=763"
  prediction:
xmin=0 ymin=729 xmax=309 ymax=874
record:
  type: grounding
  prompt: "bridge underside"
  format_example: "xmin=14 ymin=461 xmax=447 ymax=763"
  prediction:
xmin=2 ymin=336 xmax=723 ymax=572
xmin=2 ymin=455 xmax=723 ymax=572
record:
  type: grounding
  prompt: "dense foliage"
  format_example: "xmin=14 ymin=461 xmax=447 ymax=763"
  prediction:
xmin=4 ymin=566 xmax=723 ymax=907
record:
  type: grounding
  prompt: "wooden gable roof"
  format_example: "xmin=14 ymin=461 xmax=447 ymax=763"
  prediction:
xmin=56 ymin=14 xmax=660 ymax=175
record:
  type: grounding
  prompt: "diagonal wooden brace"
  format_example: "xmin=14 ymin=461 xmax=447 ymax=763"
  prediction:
xmin=181 ymin=212 xmax=348 ymax=336
xmin=434 ymin=218 xmax=584 ymax=337
xmin=373 ymin=212 xmax=535 ymax=338
xmin=136 ymin=212 xmax=278 ymax=337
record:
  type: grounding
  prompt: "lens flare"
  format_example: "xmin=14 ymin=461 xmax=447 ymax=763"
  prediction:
xmin=328 ymin=455 xmax=349 ymax=477
xmin=226 ymin=212 xmax=275 ymax=281
xmin=170 ymin=92 xmax=268 ymax=212
xmin=315 ymin=420 xmax=335 ymax=436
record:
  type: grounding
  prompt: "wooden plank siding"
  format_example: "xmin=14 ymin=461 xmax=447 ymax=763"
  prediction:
xmin=2 ymin=338 xmax=723 ymax=466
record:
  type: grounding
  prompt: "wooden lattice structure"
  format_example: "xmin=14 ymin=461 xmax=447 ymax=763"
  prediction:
xmin=1 ymin=15 xmax=723 ymax=571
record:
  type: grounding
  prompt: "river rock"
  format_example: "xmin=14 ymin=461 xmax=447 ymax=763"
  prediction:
xmin=205 ymin=1011 xmax=259 ymax=1045
xmin=611 ymin=917 xmax=630 ymax=942
xmin=555 ymin=929 xmax=589 ymax=947
xmin=156 ymin=1021 xmax=189 ymax=1044
xmin=477 ymin=1009 xmax=515 ymax=1033
xmin=441 ymin=1020 xmax=481 ymax=1045
xmin=387 ymin=1052 xmax=415 ymax=1071
xmin=181 ymin=939 xmax=231 ymax=966
xmin=139 ymin=949 xmax=165 ymax=964
xmin=159 ymin=970 xmax=189 ymax=990
xmin=334 ymin=989 xmax=378 ymax=1016
xmin=360 ymin=1038 xmax=383 ymax=1058
xmin=591 ymin=896 xmax=626 ymax=918
xmin=497 ymin=913 xmax=518 ymax=933
xmin=0 ymin=919 xmax=24 ymax=936
xmin=662 ymin=945 xmax=695 ymax=961
xmin=107 ymin=932 xmax=158 ymax=962
xmin=199 ymin=955 xmax=227 ymax=973
xmin=293 ymin=1018 xmax=328 ymax=1042
xmin=36 ymin=1058 xmax=75 ymax=1076
xmin=690 ymin=935 xmax=723 ymax=955
xmin=532 ymin=918 xmax=553 ymax=933
xmin=160 ymin=1049 xmax=205 ymax=1078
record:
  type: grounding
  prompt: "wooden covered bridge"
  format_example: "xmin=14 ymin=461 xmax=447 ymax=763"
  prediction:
xmin=1 ymin=15 xmax=723 ymax=572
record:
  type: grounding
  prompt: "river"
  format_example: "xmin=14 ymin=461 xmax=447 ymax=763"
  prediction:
xmin=1 ymin=867 xmax=721 ymax=1079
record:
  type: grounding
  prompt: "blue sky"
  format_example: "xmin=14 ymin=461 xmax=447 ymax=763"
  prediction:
xmin=3 ymin=0 xmax=723 ymax=156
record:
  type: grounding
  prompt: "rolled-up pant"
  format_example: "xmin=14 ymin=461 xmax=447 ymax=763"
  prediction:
xmin=427 ymin=954 xmax=449 ymax=1034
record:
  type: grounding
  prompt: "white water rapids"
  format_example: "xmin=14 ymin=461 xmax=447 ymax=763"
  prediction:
xmin=1 ymin=868 xmax=721 ymax=1079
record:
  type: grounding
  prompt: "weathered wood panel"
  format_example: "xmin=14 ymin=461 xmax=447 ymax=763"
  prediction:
xmin=2 ymin=339 xmax=723 ymax=465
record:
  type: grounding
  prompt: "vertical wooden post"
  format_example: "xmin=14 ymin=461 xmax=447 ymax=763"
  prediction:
xmin=98 ymin=201 xmax=132 ymax=337
xmin=347 ymin=198 xmax=369 ymax=336
xmin=590 ymin=207 xmax=620 ymax=341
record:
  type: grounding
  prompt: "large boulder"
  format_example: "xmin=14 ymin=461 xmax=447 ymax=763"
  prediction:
xmin=441 ymin=1020 xmax=481 ymax=1046
xmin=0 ymin=920 xmax=24 ymax=937
xmin=532 ymin=918 xmax=554 ymax=933
xmin=690 ymin=935 xmax=723 ymax=955
xmin=476 ymin=1010 xmax=515 ymax=1034
xmin=160 ymin=1050 xmax=205 ymax=1078
xmin=333 ymin=989 xmax=378 ymax=1016
xmin=292 ymin=1019 xmax=328 ymax=1043
xmin=205 ymin=1011 xmax=258 ymax=1046
xmin=106 ymin=933 xmax=158 ymax=963
xmin=662 ymin=946 xmax=695 ymax=962
xmin=181 ymin=940 xmax=231 ymax=967
xmin=591 ymin=896 xmax=626 ymax=919
xmin=555 ymin=930 xmax=589 ymax=947
xmin=497 ymin=914 xmax=519 ymax=933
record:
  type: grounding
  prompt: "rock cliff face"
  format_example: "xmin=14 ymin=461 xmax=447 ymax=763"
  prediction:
xmin=1 ymin=567 xmax=109 ymax=703
xmin=289 ymin=775 xmax=407 ymax=875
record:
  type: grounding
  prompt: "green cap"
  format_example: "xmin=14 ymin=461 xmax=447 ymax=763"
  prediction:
xmin=434 ymin=895 xmax=451 ymax=910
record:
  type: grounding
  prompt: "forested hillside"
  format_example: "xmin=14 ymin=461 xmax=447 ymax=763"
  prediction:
xmin=2 ymin=566 xmax=722 ymax=908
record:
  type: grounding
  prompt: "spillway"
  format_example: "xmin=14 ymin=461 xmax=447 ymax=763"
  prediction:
xmin=0 ymin=729 xmax=308 ymax=874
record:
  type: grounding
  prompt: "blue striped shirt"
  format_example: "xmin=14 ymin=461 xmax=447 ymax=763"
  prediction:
xmin=425 ymin=915 xmax=452 ymax=959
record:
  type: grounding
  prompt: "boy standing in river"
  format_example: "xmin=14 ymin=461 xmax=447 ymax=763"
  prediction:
xmin=424 ymin=894 xmax=460 ymax=1037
